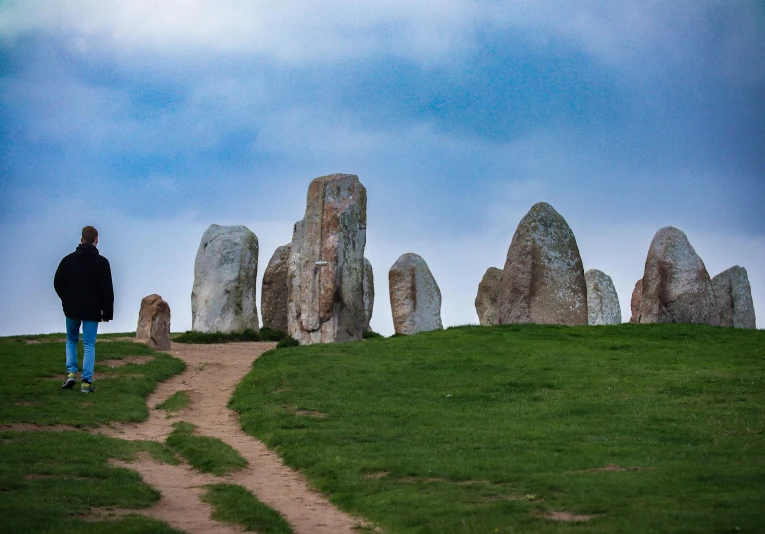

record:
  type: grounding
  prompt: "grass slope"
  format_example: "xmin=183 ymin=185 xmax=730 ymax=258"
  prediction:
xmin=0 ymin=431 xmax=181 ymax=534
xmin=166 ymin=421 xmax=248 ymax=475
xmin=231 ymin=323 xmax=765 ymax=533
xmin=1 ymin=336 xmax=185 ymax=427
xmin=202 ymin=483 xmax=294 ymax=533
xmin=0 ymin=335 xmax=186 ymax=532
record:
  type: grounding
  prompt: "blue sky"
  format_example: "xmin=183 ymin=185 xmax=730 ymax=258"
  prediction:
xmin=1 ymin=0 xmax=763 ymax=335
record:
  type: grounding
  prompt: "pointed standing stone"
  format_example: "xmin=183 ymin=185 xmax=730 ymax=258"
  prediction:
xmin=638 ymin=226 xmax=718 ymax=325
xmin=261 ymin=244 xmax=291 ymax=334
xmin=287 ymin=174 xmax=367 ymax=344
xmin=475 ymin=267 xmax=502 ymax=326
xmin=389 ymin=253 xmax=443 ymax=335
xmin=712 ymin=266 xmax=756 ymax=329
xmin=191 ymin=224 xmax=259 ymax=333
xmin=585 ymin=269 xmax=621 ymax=325
xmin=363 ymin=258 xmax=375 ymax=331
xmin=629 ymin=279 xmax=643 ymax=323
xmin=136 ymin=294 xmax=171 ymax=351
xmin=499 ymin=202 xmax=588 ymax=325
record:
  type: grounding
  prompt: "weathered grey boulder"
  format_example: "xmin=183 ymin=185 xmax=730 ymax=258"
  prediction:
xmin=712 ymin=266 xmax=756 ymax=329
xmin=261 ymin=244 xmax=291 ymax=333
xmin=638 ymin=226 xmax=718 ymax=325
xmin=136 ymin=294 xmax=171 ymax=351
xmin=629 ymin=279 xmax=643 ymax=323
xmin=389 ymin=253 xmax=443 ymax=335
xmin=498 ymin=202 xmax=588 ymax=325
xmin=191 ymin=224 xmax=259 ymax=333
xmin=287 ymin=174 xmax=367 ymax=344
xmin=475 ymin=267 xmax=502 ymax=326
xmin=363 ymin=258 xmax=374 ymax=331
xmin=585 ymin=269 xmax=622 ymax=325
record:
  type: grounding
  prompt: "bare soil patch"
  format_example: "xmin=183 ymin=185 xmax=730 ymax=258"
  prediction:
xmin=364 ymin=471 xmax=390 ymax=479
xmin=587 ymin=464 xmax=651 ymax=472
xmin=95 ymin=341 xmax=366 ymax=534
xmin=482 ymin=495 xmax=524 ymax=502
xmin=24 ymin=338 xmax=66 ymax=344
xmin=101 ymin=356 xmax=155 ymax=368
xmin=536 ymin=510 xmax=599 ymax=522
xmin=108 ymin=454 xmax=243 ymax=534
xmin=293 ymin=409 xmax=328 ymax=418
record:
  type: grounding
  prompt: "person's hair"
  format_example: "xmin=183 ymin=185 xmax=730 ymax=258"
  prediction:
xmin=81 ymin=226 xmax=98 ymax=244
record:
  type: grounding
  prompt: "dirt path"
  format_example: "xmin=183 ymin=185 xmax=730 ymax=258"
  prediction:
xmin=96 ymin=341 xmax=365 ymax=534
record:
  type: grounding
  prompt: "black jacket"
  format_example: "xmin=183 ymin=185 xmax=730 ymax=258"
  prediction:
xmin=54 ymin=243 xmax=114 ymax=321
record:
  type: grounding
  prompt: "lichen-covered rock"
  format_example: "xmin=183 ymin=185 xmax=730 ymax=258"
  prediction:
xmin=287 ymin=174 xmax=367 ymax=344
xmin=136 ymin=294 xmax=171 ymax=351
xmin=712 ymin=266 xmax=756 ymax=329
xmin=498 ymin=202 xmax=588 ymax=325
xmin=191 ymin=224 xmax=259 ymax=333
xmin=261 ymin=244 xmax=291 ymax=333
xmin=363 ymin=258 xmax=374 ymax=331
xmin=585 ymin=269 xmax=621 ymax=325
xmin=638 ymin=226 xmax=718 ymax=325
xmin=389 ymin=253 xmax=443 ymax=335
xmin=475 ymin=267 xmax=502 ymax=326
xmin=629 ymin=279 xmax=643 ymax=323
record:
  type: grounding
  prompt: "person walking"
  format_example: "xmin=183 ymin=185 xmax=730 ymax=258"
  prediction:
xmin=54 ymin=226 xmax=114 ymax=393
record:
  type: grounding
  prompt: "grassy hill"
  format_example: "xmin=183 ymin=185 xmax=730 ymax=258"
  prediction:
xmin=231 ymin=323 xmax=765 ymax=533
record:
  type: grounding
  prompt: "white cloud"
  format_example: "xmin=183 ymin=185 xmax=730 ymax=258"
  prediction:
xmin=0 ymin=0 xmax=480 ymax=63
xmin=3 ymin=0 xmax=762 ymax=82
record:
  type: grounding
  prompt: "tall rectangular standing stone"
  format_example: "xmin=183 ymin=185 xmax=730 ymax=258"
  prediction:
xmin=287 ymin=174 xmax=367 ymax=344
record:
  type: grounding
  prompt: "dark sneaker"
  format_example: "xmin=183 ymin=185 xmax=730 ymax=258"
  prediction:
xmin=81 ymin=380 xmax=95 ymax=394
xmin=61 ymin=373 xmax=77 ymax=389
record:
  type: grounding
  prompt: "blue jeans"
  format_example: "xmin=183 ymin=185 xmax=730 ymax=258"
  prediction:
xmin=66 ymin=317 xmax=99 ymax=382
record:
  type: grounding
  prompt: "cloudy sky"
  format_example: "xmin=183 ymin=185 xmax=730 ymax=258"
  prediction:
xmin=1 ymin=0 xmax=763 ymax=336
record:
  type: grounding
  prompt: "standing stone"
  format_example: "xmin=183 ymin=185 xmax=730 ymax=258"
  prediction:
xmin=629 ymin=279 xmax=643 ymax=323
xmin=136 ymin=294 xmax=171 ymax=351
xmin=191 ymin=224 xmax=259 ymax=333
xmin=638 ymin=226 xmax=718 ymax=325
xmin=261 ymin=244 xmax=291 ymax=333
xmin=585 ymin=269 xmax=622 ymax=325
xmin=287 ymin=174 xmax=367 ymax=344
xmin=363 ymin=258 xmax=374 ymax=331
xmin=475 ymin=267 xmax=502 ymax=326
xmin=498 ymin=202 xmax=588 ymax=325
xmin=712 ymin=266 xmax=756 ymax=329
xmin=389 ymin=253 xmax=443 ymax=335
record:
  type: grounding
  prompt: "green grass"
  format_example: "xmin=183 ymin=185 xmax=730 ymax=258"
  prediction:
xmin=0 ymin=336 xmax=186 ymax=427
xmin=166 ymin=421 xmax=248 ymax=475
xmin=155 ymin=390 xmax=191 ymax=413
xmin=174 ymin=327 xmax=286 ymax=344
xmin=276 ymin=336 xmax=300 ymax=348
xmin=231 ymin=323 xmax=765 ymax=533
xmin=0 ymin=430 xmax=183 ymax=534
xmin=0 ymin=334 xmax=186 ymax=532
xmin=201 ymin=483 xmax=294 ymax=533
